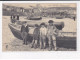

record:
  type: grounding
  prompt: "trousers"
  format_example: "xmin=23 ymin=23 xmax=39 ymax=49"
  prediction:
xmin=21 ymin=32 xmax=28 ymax=44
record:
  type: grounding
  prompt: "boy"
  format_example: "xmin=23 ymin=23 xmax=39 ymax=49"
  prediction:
xmin=47 ymin=20 xmax=58 ymax=51
xmin=31 ymin=24 xmax=40 ymax=49
xmin=40 ymin=23 xmax=47 ymax=49
xmin=21 ymin=21 xmax=29 ymax=45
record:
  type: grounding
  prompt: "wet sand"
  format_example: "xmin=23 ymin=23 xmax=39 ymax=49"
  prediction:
xmin=2 ymin=16 xmax=76 ymax=51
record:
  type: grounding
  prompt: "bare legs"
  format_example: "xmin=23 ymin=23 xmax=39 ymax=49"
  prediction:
xmin=31 ymin=39 xmax=38 ymax=49
xmin=40 ymin=36 xmax=46 ymax=49
xmin=48 ymin=35 xmax=57 ymax=51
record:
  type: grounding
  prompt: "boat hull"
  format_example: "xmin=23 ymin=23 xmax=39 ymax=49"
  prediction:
xmin=8 ymin=23 xmax=76 ymax=49
xmin=27 ymin=17 xmax=42 ymax=20
xmin=8 ymin=23 xmax=23 ymax=40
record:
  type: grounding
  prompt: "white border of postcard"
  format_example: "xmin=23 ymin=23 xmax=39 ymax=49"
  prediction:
xmin=0 ymin=1 xmax=80 ymax=59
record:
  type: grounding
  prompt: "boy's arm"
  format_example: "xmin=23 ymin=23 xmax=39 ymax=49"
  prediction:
xmin=46 ymin=26 xmax=49 ymax=34
xmin=27 ymin=25 xmax=29 ymax=32
xmin=21 ymin=25 xmax=23 ymax=32
xmin=40 ymin=29 xmax=41 ymax=36
xmin=53 ymin=26 xmax=58 ymax=35
xmin=38 ymin=29 xmax=40 ymax=36
xmin=46 ymin=27 xmax=49 ymax=37
xmin=39 ymin=29 xmax=41 ymax=40
xmin=45 ymin=28 xmax=47 ymax=35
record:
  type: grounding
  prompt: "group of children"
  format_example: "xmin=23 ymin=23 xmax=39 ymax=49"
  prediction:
xmin=21 ymin=20 xmax=58 ymax=51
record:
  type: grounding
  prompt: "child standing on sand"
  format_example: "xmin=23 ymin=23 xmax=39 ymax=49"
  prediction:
xmin=40 ymin=23 xmax=47 ymax=49
xmin=31 ymin=24 xmax=40 ymax=49
xmin=21 ymin=22 xmax=29 ymax=45
xmin=47 ymin=20 xmax=58 ymax=51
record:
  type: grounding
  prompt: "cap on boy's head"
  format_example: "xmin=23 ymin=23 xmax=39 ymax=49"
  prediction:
xmin=40 ymin=23 xmax=45 ymax=26
xmin=48 ymin=20 xmax=54 ymax=23
xmin=35 ymin=24 xmax=39 ymax=27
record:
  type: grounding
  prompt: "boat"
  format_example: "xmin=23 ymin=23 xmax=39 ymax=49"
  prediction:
xmin=8 ymin=21 xmax=76 ymax=49
xmin=8 ymin=21 xmax=64 ymax=39
xmin=8 ymin=23 xmax=23 ymax=40
xmin=55 ymin=15 xmax=65 ymax=19
xmin=27 ymin=16 xmax=42 ymax=20
xmin=8 ymin=21 xmax=76 ymax=40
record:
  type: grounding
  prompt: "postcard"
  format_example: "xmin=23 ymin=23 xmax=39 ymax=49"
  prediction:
xmin=2 ymin=3 xmax=77 ymax=51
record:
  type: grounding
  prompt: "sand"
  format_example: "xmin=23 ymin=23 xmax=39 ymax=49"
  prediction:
xmin=2 ymin=16 xmax=76 ymax=51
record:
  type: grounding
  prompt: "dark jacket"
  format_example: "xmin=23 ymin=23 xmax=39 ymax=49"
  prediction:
xmin=33 ymin=27 xmax=40 ymax=40
xmin=33 ymin=28 xmax=40 ymax=36
xmin=21 ymin=25 xmax=29 ymax=33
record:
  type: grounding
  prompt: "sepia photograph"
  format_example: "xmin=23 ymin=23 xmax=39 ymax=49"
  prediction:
xmin=2 ymin=3 xmax=77 ymax=51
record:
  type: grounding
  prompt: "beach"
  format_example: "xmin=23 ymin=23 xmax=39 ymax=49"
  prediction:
xmin=2 ymin=16 xmax=77 ymax=51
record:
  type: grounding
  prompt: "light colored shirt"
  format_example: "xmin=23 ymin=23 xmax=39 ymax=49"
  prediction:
xmin=40 ymin=27 xmax=47 ymax=36
xmin=47 ymin=25 xmax=58 ymax=36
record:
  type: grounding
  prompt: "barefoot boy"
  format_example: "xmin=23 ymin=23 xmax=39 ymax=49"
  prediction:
xmin=31 ymin=24 xmax=40 ymax=49
xmin=47 ymin=20 xmax=58 ymax=51
xmin=40 ymin=23 xmax=47 ymax=49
